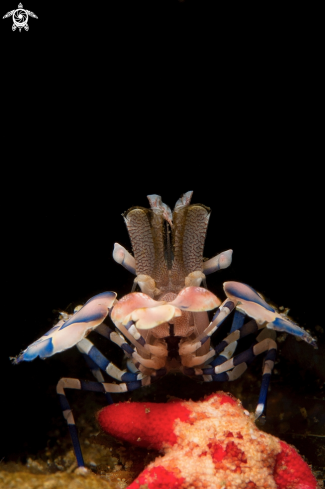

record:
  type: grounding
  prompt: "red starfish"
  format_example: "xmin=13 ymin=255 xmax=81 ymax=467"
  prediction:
xmin=98 ymin=392 xmax=317 ymax=489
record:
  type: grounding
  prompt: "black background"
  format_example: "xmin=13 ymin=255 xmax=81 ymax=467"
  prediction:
xmin=1 ymin=0 xmax=323 ymax=471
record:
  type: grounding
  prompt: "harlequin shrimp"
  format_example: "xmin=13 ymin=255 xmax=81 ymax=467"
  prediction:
xmin=12 ymin=191 xmax=317 ymax=469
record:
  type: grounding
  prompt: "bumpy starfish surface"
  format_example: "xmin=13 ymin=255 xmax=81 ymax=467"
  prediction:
xmin=98 ymin=392 xmax=317 ymax=489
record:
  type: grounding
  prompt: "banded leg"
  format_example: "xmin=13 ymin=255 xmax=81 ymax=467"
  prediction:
xmin=57 ymin=376 xmax=149 ymax=468
xmin=179 ymin=299 xmax=235 ymax=356
xmin=202 ymin=336 xmax=277 ymax=378
xmin=116 ymin=321 xmax=171 ymax=369
xmin=80 ymin=352 xmax=114 ymax=404
xmin=183 ymin=340 xmax=246 ymax=380
xmin=213 ymin=328 xmax=277 ymax=419
xmin=86 ymin=320 xmax=165 ymax=372
xmin=77 ymin=338 xmax=144 ymax=382
xmin=210 ymin=341 xmax=238 ymax=367
xmin=254 ymin=330 xmax=277 ymax=419
xmin=96 ymin=322 xmax=147 ymax=349
xmin=207 ymin=311 xmax=246 ymax=368
xmin=107 ymin=319 xmax=155 ymax=360
xmin=230 ymin=310 xmax=245 ymax=333
xmin=92 ymin=324 xmax=167 ymax=371
xmin=216 ymin=329 xmax=277 ymax=419
xmin=108 ymin=321 xmax=169 ymax=368
xmin=196 ymin=300 xmax=236 ymax=343
xmin=179 ymin=301 xmax=251 ymax=360
xmin=185 ymin=332 xmax=277 ymax=418
xmin=183 ymin=360 xmax=247 ymax=383
xmin=211 ymin=318 xmax=264 ymax=364
xmin=216 ymin=333 xmax=277 ymax=418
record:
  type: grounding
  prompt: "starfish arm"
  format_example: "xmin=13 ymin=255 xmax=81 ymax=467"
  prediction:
xmin=98 ymin=394 xmax=317 ymax=489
